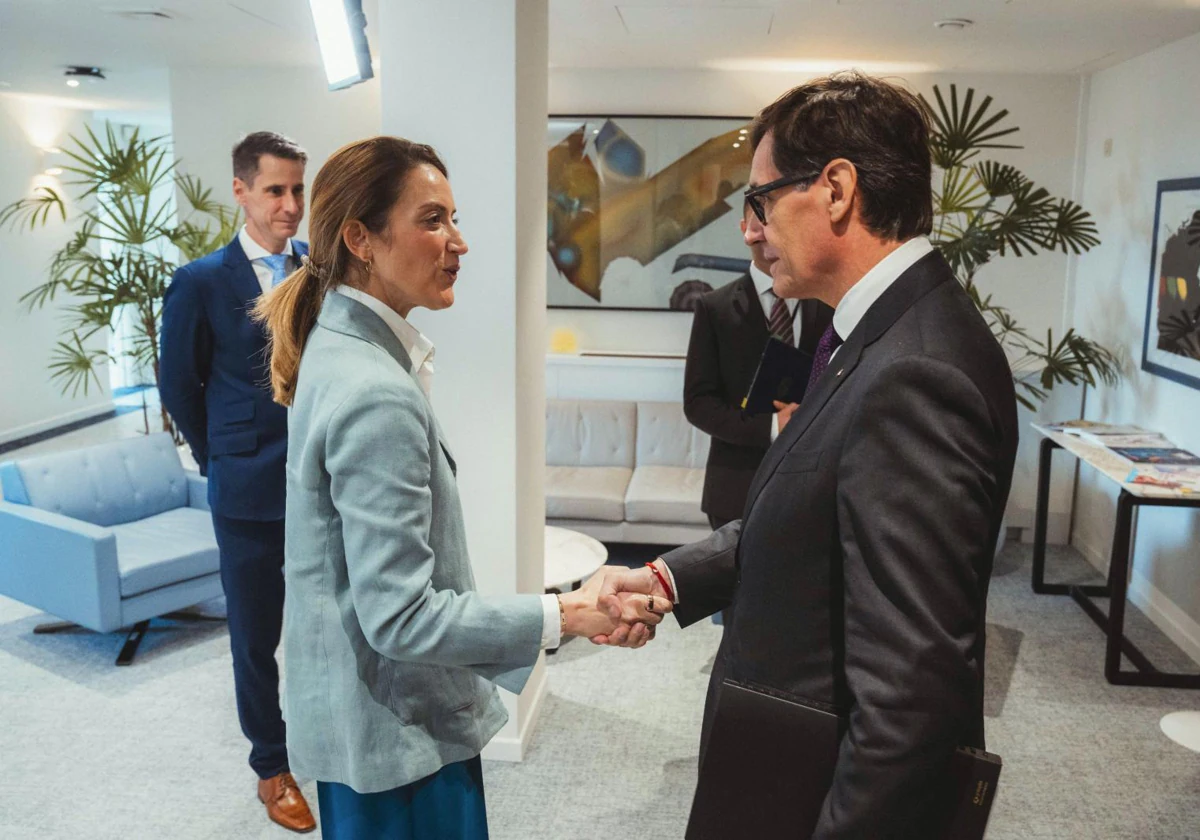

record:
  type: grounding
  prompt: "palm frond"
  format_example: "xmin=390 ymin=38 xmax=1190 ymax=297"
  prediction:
xmin=1186 ymin=209 xmax=1200 ymax=247
xmin=1044 ymin=200 xmax=1101 ymax=254
xmin=922 ymin=85 xmax=1023 ymax=169
xmin=973 ymin=161 xmax=1027 ymax=198
xmin=46 ymin=333 xmax=111 ymax=398
xmin=0 ymin=187 xmax=67 ymax=230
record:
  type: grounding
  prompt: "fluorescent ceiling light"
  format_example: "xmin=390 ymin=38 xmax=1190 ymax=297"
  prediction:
xmin=308 ymin=0 xmax=374 ymax=91
xmin=704 ymin=58 xmax=939 ymax=75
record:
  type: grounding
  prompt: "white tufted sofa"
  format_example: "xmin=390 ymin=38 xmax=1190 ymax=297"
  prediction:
xmin=545 ymin=399 xmax=713 ymax=545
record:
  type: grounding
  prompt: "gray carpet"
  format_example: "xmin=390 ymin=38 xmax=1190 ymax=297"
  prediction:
xmin=1 ymin=543 xmax=1198 ymax=839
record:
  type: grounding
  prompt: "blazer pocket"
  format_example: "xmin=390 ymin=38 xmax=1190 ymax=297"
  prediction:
xmin=776 ymin=448 xmax=822 ymax=474
xmin=387 ymin=661 xmax=476 ymax=726
xmin=224 ymin=399 xmax=255 ymax=424
xmin=208 ymin=429 xmax=258 ymax=457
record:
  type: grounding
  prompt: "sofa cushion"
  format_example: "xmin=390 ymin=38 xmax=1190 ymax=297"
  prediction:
xmin=545 ymin=466 xmax=632 ymax=522
xmin=636 ymin=402 xmax=710 ymax=468
xmin=111 ymin=507 xmax=220 ymax=597
xmin=4 ymin=432 xmax=188 ymax=527
xmin=624 ymin=466 xmax=707 ymax=525
xmin=546 ymin=400 xmax=636 ymax=468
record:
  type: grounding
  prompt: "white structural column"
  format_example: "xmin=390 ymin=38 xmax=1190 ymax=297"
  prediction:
xmin=376 ymin=0 xmax=550 ymax=761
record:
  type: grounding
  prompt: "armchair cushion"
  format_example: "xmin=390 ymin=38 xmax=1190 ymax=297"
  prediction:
xmin=546 ymin=400 xmax=636 ymax=468
xmin=3 ymin=433 xmax=188 ymax=527
xmin=111 ymin=507 xmax=220 ymax=597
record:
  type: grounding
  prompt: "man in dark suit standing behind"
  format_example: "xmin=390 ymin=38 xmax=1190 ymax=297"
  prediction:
xmin=597 ymin=73 xmax=1019 ymax=838
xmin=160 ymin=132 xmax=315 ymax=834
xmin=684 ymin=201 xmax=833 ymax=533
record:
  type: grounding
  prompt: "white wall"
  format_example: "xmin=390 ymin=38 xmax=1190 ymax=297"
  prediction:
xmin=1068 ymin=30 xmax=1200 ymax=663
xmin=168 ymin=65 xmax=381 ymax=241
xmin=0 ymin=96 xmax=112 ymax=445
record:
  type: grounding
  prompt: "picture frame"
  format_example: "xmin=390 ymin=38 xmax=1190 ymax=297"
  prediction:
xmin=1141 ymin=177 xmax=1200 ymax=391
xmin=546 ymin=114 xmax=754 ymax=312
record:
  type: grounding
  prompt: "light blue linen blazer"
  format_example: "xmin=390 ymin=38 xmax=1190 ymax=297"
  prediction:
xmin=282 ymin=291 xmax=544 ymax=794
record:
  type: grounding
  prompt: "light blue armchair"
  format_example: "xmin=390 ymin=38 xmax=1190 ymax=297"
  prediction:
xmin=0 ymin=432 xmax=223 ymax=665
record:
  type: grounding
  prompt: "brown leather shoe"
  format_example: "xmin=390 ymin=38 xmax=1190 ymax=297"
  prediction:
xmin=257 ymin=772 xmax=316 ymax=834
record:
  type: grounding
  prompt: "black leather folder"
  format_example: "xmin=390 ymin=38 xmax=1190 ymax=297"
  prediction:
xmin=741 ymin=337 xmax=815 ymax=415
xmin=686 ymin=679 xmax=1001 ymax=840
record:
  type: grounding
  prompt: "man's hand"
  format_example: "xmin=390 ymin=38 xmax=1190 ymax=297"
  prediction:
xmin=773 ymin=400 xmax=800 ymax=432
xmin=557 ymin=566 xmax=671 ymax=645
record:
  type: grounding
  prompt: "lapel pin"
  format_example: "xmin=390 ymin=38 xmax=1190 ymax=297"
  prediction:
xmin=836 ymin=369 xmax=843 ymax=377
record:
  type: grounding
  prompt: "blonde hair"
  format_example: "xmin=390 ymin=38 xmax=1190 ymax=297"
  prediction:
xmin=252 ymin=136 xmax=448 ymax=405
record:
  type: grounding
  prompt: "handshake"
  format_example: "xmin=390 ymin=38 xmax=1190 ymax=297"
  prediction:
xmin=555 ymin=562 xmax=674 ymax=648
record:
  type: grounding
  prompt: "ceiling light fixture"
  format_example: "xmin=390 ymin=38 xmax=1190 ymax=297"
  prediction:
xmin=934 ymin=18 xmax=974 ymax=30
xmin=307 ymin=0 xmax=373 ymax=91
xmin=64 ymin=66 xmax=106 ymax=86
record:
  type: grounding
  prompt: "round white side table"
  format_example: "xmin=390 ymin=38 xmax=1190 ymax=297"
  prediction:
xmin=1160 ymin=711 xmax=1200 ymax=753
xmin=544 ymin=526 xmax=607 ymax=593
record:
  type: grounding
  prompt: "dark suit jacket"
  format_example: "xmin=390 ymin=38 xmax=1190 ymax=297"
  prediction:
xmin=159 ymin=237 xmax=308 ymax=521
xmin=665 ymin=251 xmax=1018 ymax=839
xmin=683 ymin=273 xmax=833 ymax=522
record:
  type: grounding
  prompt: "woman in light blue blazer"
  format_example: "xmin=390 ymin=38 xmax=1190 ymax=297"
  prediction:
xmin=253 ymin=137 xmax=667 ymax=839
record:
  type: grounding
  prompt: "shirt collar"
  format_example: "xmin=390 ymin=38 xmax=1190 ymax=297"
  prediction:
xmin=832 ymin=236 xmax=934 ymax=342
xmin=749 ymin=262 xmax=775 ymax=297
xmin=238 ymin=225 xmax=294 ymax=262
xmin=332 ymin=284 xmax=435 ymax=373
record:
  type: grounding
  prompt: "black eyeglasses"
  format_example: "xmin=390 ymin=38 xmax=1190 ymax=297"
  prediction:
xmin=743 ymin=171 xmax=822 ymax=225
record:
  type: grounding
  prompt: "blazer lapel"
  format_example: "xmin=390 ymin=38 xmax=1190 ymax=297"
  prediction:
xmin=317 ymin=291 xmax=458 ymax=475
xmin=732 ymin=273 xmax=767 ymax=334
xmin=741 ymin=251 xmax=953 ymax=518
xmin=222 ymin=237 xmax=265 ymax=309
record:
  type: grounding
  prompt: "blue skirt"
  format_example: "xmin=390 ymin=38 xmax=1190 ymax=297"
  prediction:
xmin=316 ymin=756 xmax=489 ymax=840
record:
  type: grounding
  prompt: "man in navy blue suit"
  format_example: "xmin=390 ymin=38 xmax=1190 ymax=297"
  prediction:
xmin=160 ymin=131 xmax=315 ymax=834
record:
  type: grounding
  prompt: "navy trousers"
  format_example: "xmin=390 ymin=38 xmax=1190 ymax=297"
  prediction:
xmin=212 ymin=514 xmax=288 ymax=779
xmin=317 ymin=757 xmax=489 ymax=839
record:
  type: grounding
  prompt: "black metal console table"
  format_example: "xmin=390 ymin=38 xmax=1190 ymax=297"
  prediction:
xmin=1030 ymin=423 xmax=1200 ymax=689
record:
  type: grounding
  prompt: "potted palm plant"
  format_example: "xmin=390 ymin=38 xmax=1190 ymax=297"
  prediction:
xmin=923 ymin=85 xmax=1119 ymax=410
xmin=0 ymin=123 xmax=239 ymax=435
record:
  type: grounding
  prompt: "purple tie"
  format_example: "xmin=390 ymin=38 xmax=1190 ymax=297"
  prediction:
xmin=806 ymin=324 xmax=843 ymax=393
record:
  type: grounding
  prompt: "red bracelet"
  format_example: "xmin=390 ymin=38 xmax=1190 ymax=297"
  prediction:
xmin=645 ymin=561 xmax=675 ymax=603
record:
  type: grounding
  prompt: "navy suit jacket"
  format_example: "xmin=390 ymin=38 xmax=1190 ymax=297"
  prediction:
xmin=159 ymin=236 xmax=308 ymax=521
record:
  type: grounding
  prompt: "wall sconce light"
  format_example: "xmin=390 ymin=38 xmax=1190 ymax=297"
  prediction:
xmin=41 ymin=147 xmax=68 ymax=176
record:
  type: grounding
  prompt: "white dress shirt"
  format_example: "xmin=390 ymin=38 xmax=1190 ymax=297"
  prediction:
xmin=238 ymin=225 xmax=296 ymax=296
xmin=663 ymin=236 xmax=938 ymax=602
xmin=751 ymin=263 xmax=802 ymax=443
xmin=829 ymin=236 xmax=935 ymax=362
xmin=332 ymin=284 xmax=562 ymax=649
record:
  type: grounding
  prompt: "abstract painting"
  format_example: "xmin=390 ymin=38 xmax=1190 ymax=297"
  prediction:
xmin=1142 ymin=177 xmax=1200 ymax=391
xmin=547 ymin=116 xmax=753 ymax=311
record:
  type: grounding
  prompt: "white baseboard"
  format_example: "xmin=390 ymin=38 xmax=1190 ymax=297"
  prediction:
xmin=0 ymin=402 xmax=115 ymax=448
xmin=1074 ymin=537 xmax=1200 ymax=667
xmin=481 ymin=660 xmax=549 ymax=763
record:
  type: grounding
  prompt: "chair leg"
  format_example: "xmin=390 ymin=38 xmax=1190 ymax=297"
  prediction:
xmin=116 ymin=620 xmax=150 ymax=666
xmin=33 ymin=621 xmax=86 ymax=634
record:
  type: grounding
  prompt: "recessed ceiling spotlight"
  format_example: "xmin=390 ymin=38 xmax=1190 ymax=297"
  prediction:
xmin=44 ymin=167 xmax=64 ymax=176
xmin=64 ymin=66 xmax=106 ymax=85
xmin=934 ymin=18 xmax=973 ymax=30
xmin=733 ymin=142 xmax=741 ymax=148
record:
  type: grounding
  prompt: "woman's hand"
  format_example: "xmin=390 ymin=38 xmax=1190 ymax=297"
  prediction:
xmin=557 ymin=567 xmax=672 ymax=646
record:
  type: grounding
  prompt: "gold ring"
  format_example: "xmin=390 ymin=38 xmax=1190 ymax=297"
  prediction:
xmin=647 ymin=594 xmax=655 ymax=613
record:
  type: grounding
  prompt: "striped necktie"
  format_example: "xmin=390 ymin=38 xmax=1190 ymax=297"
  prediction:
xmin=767 ymin=295 xmax=794 ymax=345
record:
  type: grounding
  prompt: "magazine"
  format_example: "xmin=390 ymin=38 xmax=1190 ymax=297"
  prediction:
xmin=1126 ymin=465 xmax=1200 ymax=493
xmin=1111 ymin=447 xmax=1200 ymax=466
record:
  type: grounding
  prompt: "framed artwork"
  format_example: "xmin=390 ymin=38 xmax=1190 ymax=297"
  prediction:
xmin=547 ymin=114 xmax=753 ymax=311
xmin=1142 ymin=177 xmax=1200 ymax=390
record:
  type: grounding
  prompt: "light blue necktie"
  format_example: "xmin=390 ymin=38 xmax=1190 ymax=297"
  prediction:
xmin=260 ymin=253 xmax=291 ymax=287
